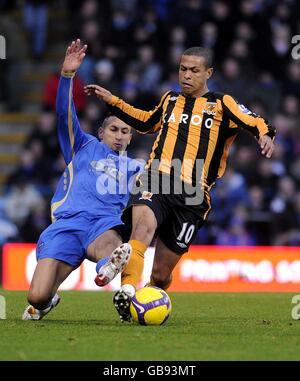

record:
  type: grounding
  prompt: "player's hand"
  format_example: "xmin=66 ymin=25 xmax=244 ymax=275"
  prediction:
xmin=62 ymin=39 xmax=87 ymax=74
xmin=258 ymin=135 xmax=275 ymax=158
xmin=84 ymin=84 xmax=113 ymax=104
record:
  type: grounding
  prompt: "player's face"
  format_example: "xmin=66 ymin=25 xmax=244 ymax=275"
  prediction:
xmin=179 ymin=55 xmax=213 ymax=97
xmin=100 ymin=117 xmax=132 ymax=152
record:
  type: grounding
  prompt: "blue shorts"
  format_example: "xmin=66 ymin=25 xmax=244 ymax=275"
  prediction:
xmin=36 ymin=213 xmax=124 ymax=268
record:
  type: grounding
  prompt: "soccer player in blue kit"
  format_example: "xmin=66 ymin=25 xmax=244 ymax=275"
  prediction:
xmin=22 ymin=39 xmax=141 ymax=320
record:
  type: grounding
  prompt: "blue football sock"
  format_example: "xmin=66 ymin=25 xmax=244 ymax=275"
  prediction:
xmin=96 ymin=256 xmax=110 ymax=273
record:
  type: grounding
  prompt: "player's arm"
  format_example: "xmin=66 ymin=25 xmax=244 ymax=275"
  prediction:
xmin=85 ymin=84 xmax=170 ymax=134
xmin=56 ymin=39 xmax=92 ymax=164
xmin=222 ymin=94 xmax=276 ymax=158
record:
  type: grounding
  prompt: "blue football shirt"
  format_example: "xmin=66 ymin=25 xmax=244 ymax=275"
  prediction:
xmin=51 ymin=75 xmax=143 ymax=221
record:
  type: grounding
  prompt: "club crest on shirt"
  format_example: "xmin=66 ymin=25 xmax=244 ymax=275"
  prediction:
xmin=203 ymin=102 xmax=217 ymax=116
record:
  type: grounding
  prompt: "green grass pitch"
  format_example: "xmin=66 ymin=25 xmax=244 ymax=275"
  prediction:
xmin=0 ymin=290 xmax=300 ymax=360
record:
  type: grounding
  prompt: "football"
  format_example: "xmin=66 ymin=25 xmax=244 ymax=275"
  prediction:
xmin=130 ymin=286 xmax=172 ymax=326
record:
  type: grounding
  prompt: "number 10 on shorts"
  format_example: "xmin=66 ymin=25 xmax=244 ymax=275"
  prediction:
xmin=177 ymin=223 xmax=195 ymax=244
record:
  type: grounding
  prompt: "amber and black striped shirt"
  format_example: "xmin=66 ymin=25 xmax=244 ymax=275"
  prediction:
xmin=108 ymin=91 xmax=276 ymax=191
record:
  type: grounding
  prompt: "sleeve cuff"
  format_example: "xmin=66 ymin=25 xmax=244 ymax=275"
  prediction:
xmin=61 ymin=70 xmax=76 ymax=78
xmin=109 ymin=95 xmax=120 ymax=106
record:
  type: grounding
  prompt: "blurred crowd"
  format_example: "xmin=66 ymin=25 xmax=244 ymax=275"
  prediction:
xmin=0 ymin=0 xmax=299 ymax=247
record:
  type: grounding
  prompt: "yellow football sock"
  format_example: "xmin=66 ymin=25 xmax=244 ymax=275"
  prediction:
xmin=121 ymin=239 xmax=147 ymax=288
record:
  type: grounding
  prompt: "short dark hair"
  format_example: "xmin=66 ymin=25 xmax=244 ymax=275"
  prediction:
xmin=101 ymin=112 xmax=117 ymax=129
xmin=100 ymin=113 xmax=132 ymax=132
xmin=182 ymin=47 xmax=213 ymax=68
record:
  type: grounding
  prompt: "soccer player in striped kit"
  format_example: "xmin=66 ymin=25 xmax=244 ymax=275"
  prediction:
xmin=86 ymin=46 xmax=276 ymax=322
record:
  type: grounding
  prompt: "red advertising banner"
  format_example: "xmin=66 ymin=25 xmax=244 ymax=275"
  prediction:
xmin=2 ymin=243 xmax=36 ymax=290
xmin=2 ymin=243 xmax=300 ymax=291
xmin=169 ymin=246 xmax=300 ymax=292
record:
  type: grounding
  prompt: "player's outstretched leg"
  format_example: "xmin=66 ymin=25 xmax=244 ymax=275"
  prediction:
xmin=95 ymin=243 xmax=132 ymax=287
xmin=113 ymin=284 xmax=135 ymax=323
xmin=22 ymin=293 xmax=60 ymax=321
